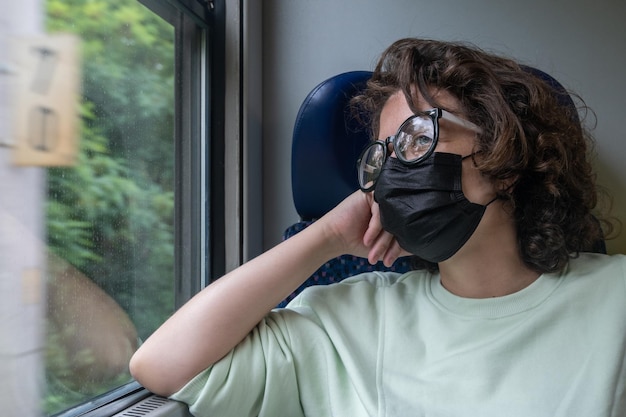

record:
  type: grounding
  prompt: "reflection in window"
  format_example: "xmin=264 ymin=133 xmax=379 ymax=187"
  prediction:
xmin=43 ymin=0 xmax=174 ymax=414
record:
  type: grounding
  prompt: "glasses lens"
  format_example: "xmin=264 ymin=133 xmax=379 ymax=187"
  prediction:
xmin=394 ymin=115 xmax=435 ymax=163
xmin=358 ymin=142 xmax=386 ymax=191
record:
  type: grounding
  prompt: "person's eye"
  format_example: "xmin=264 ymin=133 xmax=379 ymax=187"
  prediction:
xmin=413 ymin=135 xmax=433 ymax=149
xmin=399 ymin=134 xmax=433 ymax=160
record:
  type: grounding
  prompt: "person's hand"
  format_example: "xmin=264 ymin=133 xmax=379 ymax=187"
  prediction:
xmin=316 ymin=190 xmax=411 ymax=266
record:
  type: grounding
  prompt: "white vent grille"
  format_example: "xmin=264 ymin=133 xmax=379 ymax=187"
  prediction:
xmin=112 ymin=395 xmax=191 ymax=417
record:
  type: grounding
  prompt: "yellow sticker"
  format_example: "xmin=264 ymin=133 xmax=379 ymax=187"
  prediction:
xmin=12 ymin=34 xmax=81 ymax=166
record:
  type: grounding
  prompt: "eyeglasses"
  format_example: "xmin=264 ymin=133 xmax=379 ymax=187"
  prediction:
xmin=356 ymin=108 xmax=481 ymax=192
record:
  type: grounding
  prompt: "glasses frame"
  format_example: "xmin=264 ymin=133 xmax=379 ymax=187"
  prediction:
xmin=357 ymin=108 xmax=481 ymax=192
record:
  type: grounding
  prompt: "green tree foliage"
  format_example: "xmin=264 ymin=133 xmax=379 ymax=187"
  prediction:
xmin=44 ymin=0 xmax=176 ymax=413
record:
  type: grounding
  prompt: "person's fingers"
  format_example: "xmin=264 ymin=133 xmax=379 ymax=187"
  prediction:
xmin=381 ymin=240 xmax=407 ymax=267
xmin=367 ymin=229 xmax=395 ymax=265
xmin=363 ymin=199 xmax=383 ymax=247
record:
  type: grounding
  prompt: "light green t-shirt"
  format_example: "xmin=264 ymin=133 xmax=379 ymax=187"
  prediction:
xmin=171 ymin=253 xmax=626 ymax=417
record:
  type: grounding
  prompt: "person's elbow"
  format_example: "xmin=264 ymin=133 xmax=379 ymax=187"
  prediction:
xmin=129 ymin=347 xmax=182 ymax=397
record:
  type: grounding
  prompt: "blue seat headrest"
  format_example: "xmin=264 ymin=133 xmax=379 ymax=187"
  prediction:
xmin=521 ymin=65 xmax=580 ymax=124
xmin=291 ymin=71 xmax=373 ymax=221
xmin=290 ymin=67 xmax=582 ymax=222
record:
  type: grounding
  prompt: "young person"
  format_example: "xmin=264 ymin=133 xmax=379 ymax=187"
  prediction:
xmin=130 ymin=38 xmax=625 ymax=417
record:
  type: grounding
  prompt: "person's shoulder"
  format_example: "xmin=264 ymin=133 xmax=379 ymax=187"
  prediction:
xmin=277 ymin=270 xmax=431 ymax=337
xmin=340 ymin=268 xmax=428 ymax=286
xmin=565 ymin=252 xmax=626 ymax=286
xmin=568 ymin=252 xmax=625 ymax=272
xmin=286 ymin=269 xmax=429 ymax=309
xmin=320 ymin=268 xmax=430 ymax=293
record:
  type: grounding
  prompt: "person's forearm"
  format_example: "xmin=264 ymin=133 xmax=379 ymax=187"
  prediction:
xmin=129 ymin=221 xmax=340 ymax=397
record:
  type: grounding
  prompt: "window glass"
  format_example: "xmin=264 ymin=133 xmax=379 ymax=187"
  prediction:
xmin=43 ymin=0 xmax=175 ymax=414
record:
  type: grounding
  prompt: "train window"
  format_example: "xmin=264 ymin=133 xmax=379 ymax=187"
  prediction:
xmin=43 ymin=0 xmax=176 ymax=414
xmin=1 ymin=0 xmax=218 ymax=415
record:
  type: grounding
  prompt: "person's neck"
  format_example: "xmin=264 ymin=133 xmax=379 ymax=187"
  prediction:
xmin=438 ymin=254 xmax=540 ymax=299
xmin=437 ymin=209 xmax=540 ymax=299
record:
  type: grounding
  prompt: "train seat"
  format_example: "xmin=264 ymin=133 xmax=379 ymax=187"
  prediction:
xmin=277 ymin=68 xmax=606 ymax=307
xmin=277 ymin=71 xmax=413 ymax=308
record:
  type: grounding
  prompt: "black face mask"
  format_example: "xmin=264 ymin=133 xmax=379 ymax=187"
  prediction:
xmin=374 ymin=152 xmax=495 ymax=263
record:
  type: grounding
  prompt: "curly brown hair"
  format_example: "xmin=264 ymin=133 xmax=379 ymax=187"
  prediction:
xmin=351 ymin=38 xmax=612 ymax=273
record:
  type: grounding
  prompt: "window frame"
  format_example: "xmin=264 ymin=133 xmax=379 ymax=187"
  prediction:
xmin=140 ymin=0 xmax=226 ymax=307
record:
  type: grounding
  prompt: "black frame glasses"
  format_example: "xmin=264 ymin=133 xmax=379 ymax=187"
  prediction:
xmin=356 ymin=108 xmax=481 ymax=192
